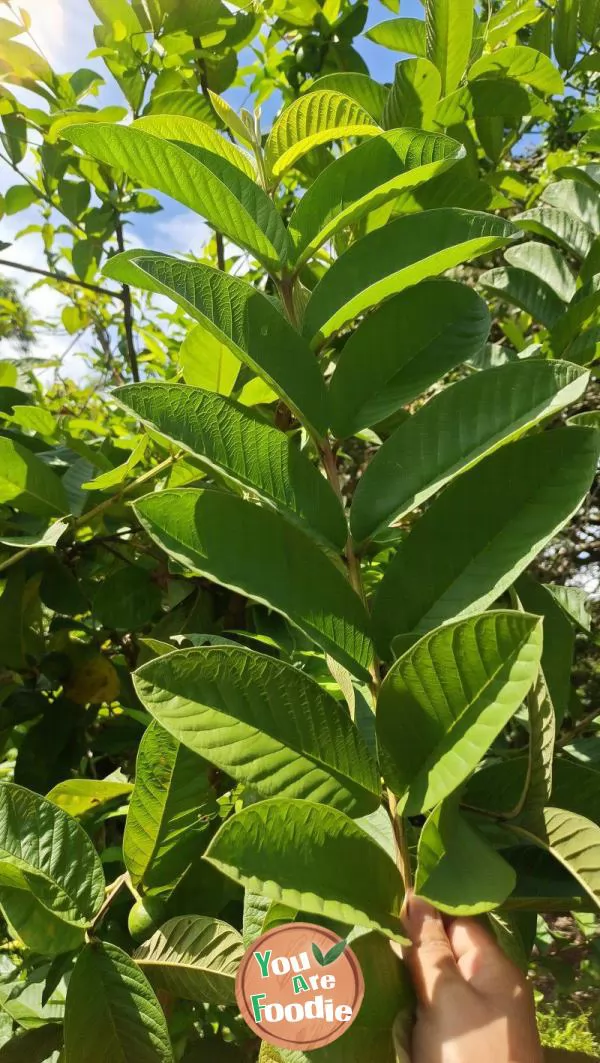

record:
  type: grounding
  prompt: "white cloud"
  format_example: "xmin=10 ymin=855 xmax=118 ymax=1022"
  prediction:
xmin=152 ymin=213 xmax=212 ymax=257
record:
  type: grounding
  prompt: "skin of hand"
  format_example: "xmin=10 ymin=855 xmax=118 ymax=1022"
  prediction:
xmin=399 ymin=894 xmax=544 ymax=1063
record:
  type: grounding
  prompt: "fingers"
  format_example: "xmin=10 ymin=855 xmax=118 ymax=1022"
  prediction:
xmin=403 ymin=894 xmax=462 ymax=1007
xmin=448 ymin=918 xmax=525 ymax=993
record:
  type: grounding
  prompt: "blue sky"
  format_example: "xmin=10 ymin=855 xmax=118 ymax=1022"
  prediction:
xmin=0 ymin=0 xmax=420 ymax=375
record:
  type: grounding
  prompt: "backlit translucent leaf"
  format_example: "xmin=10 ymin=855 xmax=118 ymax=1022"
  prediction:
xmin=114 ymin=383 xmax=346 ymax=550
xmin=350 ymin=360 xmax=589 ymax=543
xmin=288 ymin=129 xmax=463 ymax=268
xmin=469 ymin=46 xmax=564 ymax=94
xmin=64 ymin=942 xmax=173 ymax=1063
xmin=133 ymin=489 xmax=373 ymax=679
xmin=541 ymin=179 xmax=600 ymax=233
xmin=372 ymin=427 xmax=600 ymax=651
xmin=478 ymin=265 xmax=565 ymax=328
xmin=377 ymin=611 xmax=542 ymax=814
xmin=507 ymin=808 xmax=600 ymax=910
xmin=144 ymin=89 xmax=218 ymax=126
xmin=514 ymin=206 xmax=594 ymax=260
xmin=132 ymin=114 xmax=256 ymax=178
xmin=104 ymin=253 xmax=328 ymax=438
xmin=123 ymin=721 xmax=215 ymax=896
xmin=329 ymin=279 xmax=490 ymax=438
xmin=366 ymin=17 xmax=427 ymax=56
xmin=205 ymin=798 xmax=407 ymax=942
xmin=307 ymin=73 xmax=388 ymax=120
xmin=134 ymin=645 xmax=379 ymax=815
xmin=416 ymin=800 xmax=516 ymax=913
xmin=425 ymin=0 xmax=472 ymax=94
xmin=0 ymin=438 xmax=68 ymax=517
xmin=178 ymin=323 xmax=240 ymax=395
xmin=47 ymin=779 xmax=133 ymax=819
xmin=134 ymin=915 xmax=243 ymax=1004
xmin=265 ymin=91 xmax=380 ymax=181
xmin=0 ymin=784 xmax=105 ymax=928
xmin=383 ymin=59 xmax=441 ymax=128
xmin=63 ymin=124 xmax=288 ymax=271
xmin=303 ymin=209 xmax=517 ymax=347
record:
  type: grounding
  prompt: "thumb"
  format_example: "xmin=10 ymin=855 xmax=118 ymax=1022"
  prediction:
xmin=404 ymin=894 xmax=461 ymax=1007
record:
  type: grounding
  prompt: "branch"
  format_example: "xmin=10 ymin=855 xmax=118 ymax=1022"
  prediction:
xmin=0 ymin=257 xmax=125 ymax=301
xmin=114 ymin=219 xmax=140 ymax=382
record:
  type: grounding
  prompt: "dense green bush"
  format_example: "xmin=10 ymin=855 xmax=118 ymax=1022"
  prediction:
xmin=0 ymin=0 xmax=598 ymax=1058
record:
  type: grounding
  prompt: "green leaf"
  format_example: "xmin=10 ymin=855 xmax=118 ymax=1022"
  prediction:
xmin=132 ymin=114 xmax=256 ymax=178
xmin=0 ymin=518 xmax=69 ymax=550
xmin=465 ymin=756 xmax=600 ymax=827
xmin=64 ymin=941 xmax=174 ymax=1063
xmin=434 ymin=79 xmax=551 ymax=127
xmin=288 ymin=129 xmax=463 ymax=268
xmin=243 ymin=891 xmax=297 ymax=948
xmin=123 ymin=721 xmax=215 ymax=896
xmin=62 ymin=124 xmax=289 ymax=271
xmin=541 ymin=179 xmax=600 ymax=233
xmin=506 ymin=808 xmax=600 ymax=910
xmin=372 ymin=427 xmax=600 ymax=651
xmin=478 ymin=266 xmax=566 ymax=328
xmin=205 ymin=798 xmax=407 ymax=942
xmin=104 ymin=253 xmax=328 ymax=438
xmin=82 ymin=435 xmax=148 ymax=491
xmin=0 ymin=887 xmax=85 ymax=956
xmin=0 ymin=783 xmax=105 ymax=927
xmin=133 ymin=489 xmax=373 ymax=679
xmin=350 ymin=360 xmax=589 ymax=543
xmin=303 ymin=209 xmax=518 ymax=348
xmin=0 ymin=438 xmax=68 ymax=517
xmin=178 ymin=323 xmax=240 ymax=395
xmin=550 ymin=276 xmax=600 ymax=357
xmin=134 ymin=645 xmax=380 ymax=815
xmin=307 ymin=73 xmax=388 ymax=120
xmin=92 ymin=566 xmax=161 ymax=631
xmin=329 ymin=278 xmax=490 ymax=438
xmin=365 ymin=18 xmax=427 ymax=56
xmin=504 ymin=241 xmax=576 ymax=301
xmin=47 ymin=779 xmax=133 ymax=819
xmin=516 ymin=574 xmax=575 ymax=725
xmin=425 ymin=0 xmax=473 ymax=94
xmin=134 ymin=915 xmax=243 ymax=1004
xmin=519 ymin=668 xmax=556 ymax=823
xmin=0 ymin=1024 xmax=63 ymax=1062
xmin=553 ymin=0 xmax=579 ymax=69
xmin=383 ymin=59 xmax=441 ymax=128
xmin=144 ymin=90 xmax=218 ymax=126
xmin=579 ymin=0 xmax=600 ymax=42
xmin=114 ymin=383 xmax=346 ymax=550
xmin=486 ymin=0 xmax=544 ymax=46
xmin=377 ymin=610 xmax=542 ymax=814
xmin=415 ymin=800 xmax=516 ymax=914
xmin=264 ymin=91 xmax=380 ymax=182
xmin=514 ymin=206 xmax=594 ymax=260
xmin=468 ymin=45 xmax=564 ymax=94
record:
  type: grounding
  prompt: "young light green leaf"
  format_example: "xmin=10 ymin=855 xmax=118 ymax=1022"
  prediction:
xmin=366 ymin=17 xmax=427 ymax=56
xmin=63 ymin=124 xmax=289 ymax=271
xmin=478 ymin=266 xmax=565 ymax=328
xmin=208 ymin=89 xmax=255 ymax=148
xmin=372 ymin=427 xmax=600 ymax=652
xmin=178 ymin=323 xmax=240 ymax=395
xmin=507 ymin=808 xmax=600 ymax=910
xmin=104 ymin=253 xmax=328 ymax=438
xmin=134 ymin=645 xmax=380 ymax=815
xmin=377 ymin=611 xmax=542 ymax=814
xmin=64 ymin=941 xmax=174 ymax=1063
xmin=469 ymin=45 xmax=564 ymax=94
xmin=144 ymin=89 xmax=218 ymax=126
xmin=0 ymin=784 xmax=105 ymax=927
xmin=504 ymin=241 xmax=576 ymax=301
xmin=82 ymin=435 xmax=148 ymax=491
xmin=132 ymin=114 xmax=256 ymax=177
xmin=329 ymin=279 xmax=490 ymax=438
xmin=416 ymin=800 xmax=517 ymax=914
xmin=114 ymin=383 xmax=346 ymax=550
xmin=288 ymin=129 xmax=463 ymax=268
xmin=425 ymin=0 xmax=472 ymax=94
xmin=303 ymin=209 xmax=518 ymax=347
xmin=133 ymin=489 xmax=373 ymax=680
xmin=350 ymin=360 xmax=589 ymax=543
xmin=205 ymin=798 xmax=407 ymax=942
xmin=514 ymin=206 xmax=594 ymax=260
xmin=0 ymin=438 xmax=68 ymax=517
xmin=307 ymin=73 xmax=388 ymax=120
xmin=47 ymin=778 xmax=133 ymax=819
xmin=134 ymin=915 xmax=244 ymax=1004
xmin=383 ymin=58 xmax=442 ymax=128
xmin=123 ymin=721 xmax=216 ymax=896
xmin=264 ymin=90 xmax=380 ymax=182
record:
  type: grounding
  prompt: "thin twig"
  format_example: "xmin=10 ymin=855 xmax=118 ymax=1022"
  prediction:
xmin=0 ymin=257 xmax=125 ymax=301
xmin=89 ymin=873 xmax=129 ymax=936
xmin=387 ymin=791 xmax=413 ymax=891
xmin=114 ymin=219 xmax=140 ymax=381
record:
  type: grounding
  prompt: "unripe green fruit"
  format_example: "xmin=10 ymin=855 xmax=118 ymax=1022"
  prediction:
xmin=127 ymin=897 xmax=165 ymax=943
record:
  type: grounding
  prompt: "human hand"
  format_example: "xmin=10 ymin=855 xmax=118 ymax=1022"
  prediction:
xmin=401 ymin=894 xmax=543 ymax=1063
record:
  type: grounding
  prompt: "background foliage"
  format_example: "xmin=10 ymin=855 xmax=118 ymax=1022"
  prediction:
xmin=0 ymin=0 xmax=599 ymax=1059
